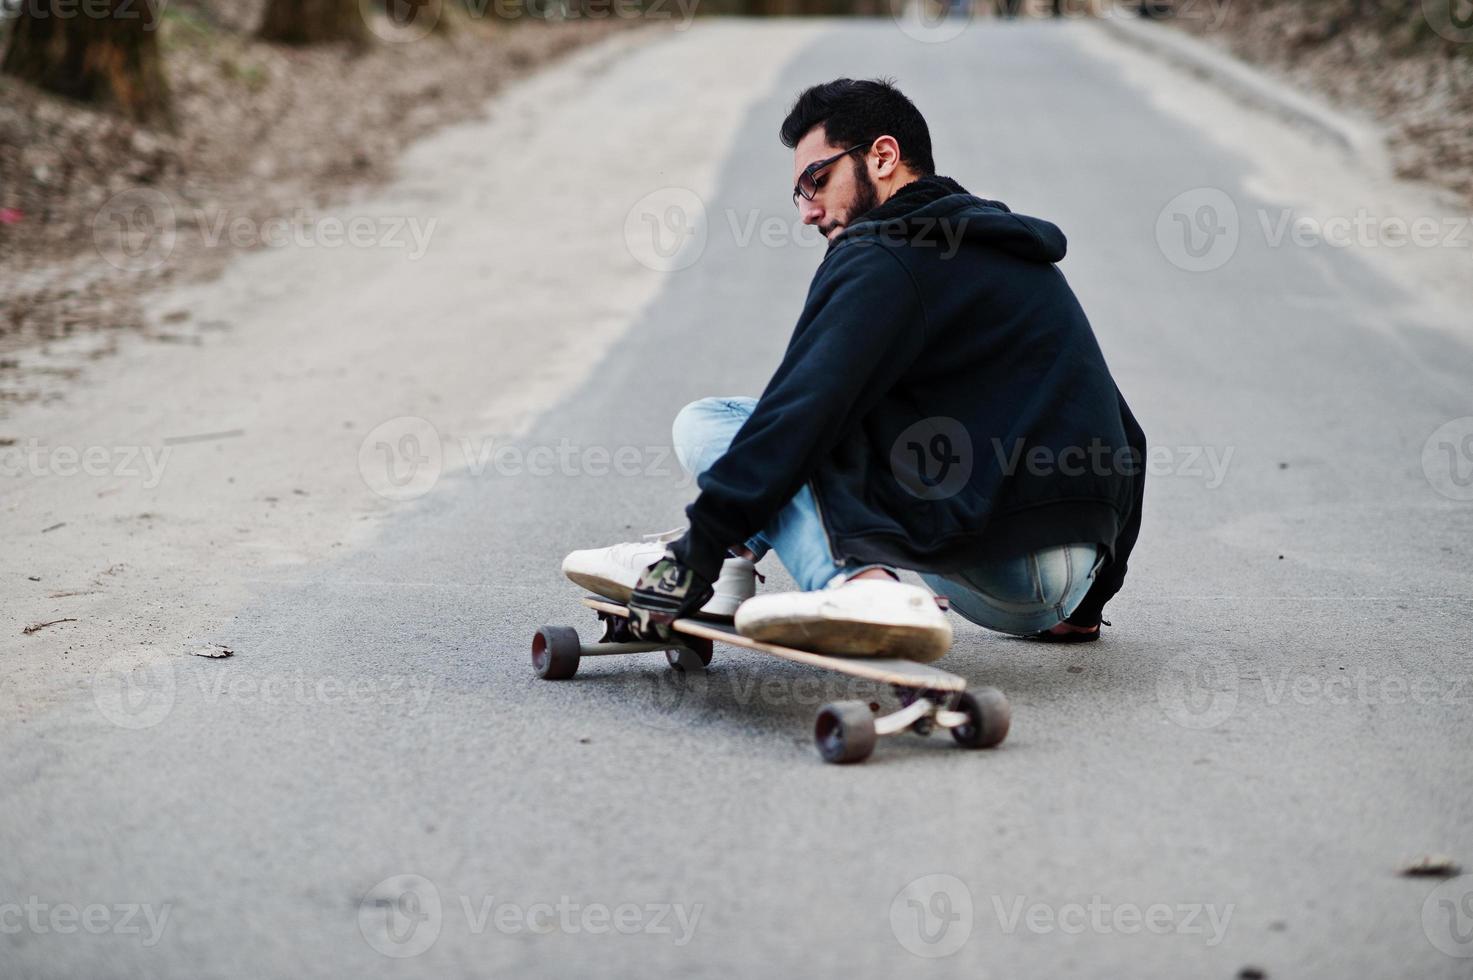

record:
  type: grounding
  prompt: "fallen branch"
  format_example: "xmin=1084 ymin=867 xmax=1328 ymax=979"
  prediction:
xmin=23 ymin=618 xmax=78 ymax=635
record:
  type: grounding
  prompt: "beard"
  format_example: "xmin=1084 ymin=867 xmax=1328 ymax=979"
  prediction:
xmin=819 ymin=160 xmax=882 ymax=238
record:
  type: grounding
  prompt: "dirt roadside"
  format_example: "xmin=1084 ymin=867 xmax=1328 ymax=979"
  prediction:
xmin=0 ymin=3 xmax=638 ymax=403
xmin=1164 ymin=1 xmax=1473 ymax=208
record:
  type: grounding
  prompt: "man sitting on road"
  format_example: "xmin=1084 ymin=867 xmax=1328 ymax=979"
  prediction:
xmin=562 ymin=77 xmax=1147 ymax=662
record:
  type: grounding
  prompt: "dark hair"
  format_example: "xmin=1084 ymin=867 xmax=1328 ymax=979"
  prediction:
xmin=779 ymin=78 xmax=935 ymax=176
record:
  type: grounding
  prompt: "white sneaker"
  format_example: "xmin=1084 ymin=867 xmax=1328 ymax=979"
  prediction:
xmin=562 ymin=528 xmax=757 ymax=618
xmin=734 ymin=578 xmax=952 ymax=663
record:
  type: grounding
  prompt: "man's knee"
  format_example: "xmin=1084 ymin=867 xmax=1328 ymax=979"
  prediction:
xmin=672 ymin=397 xmax=750 ymax=475
xmin=672 ymin=397 xmax=725 ymax=440
xmin=672 ymin=398 xmax=722 ymax=465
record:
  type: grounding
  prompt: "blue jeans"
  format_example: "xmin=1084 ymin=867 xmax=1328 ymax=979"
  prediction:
xmin=672 ymin=397 xmax=1103 ymax=636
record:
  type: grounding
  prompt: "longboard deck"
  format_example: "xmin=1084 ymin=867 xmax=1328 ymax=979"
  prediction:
xmin=582 ymin=597 xmax=965 ymax=692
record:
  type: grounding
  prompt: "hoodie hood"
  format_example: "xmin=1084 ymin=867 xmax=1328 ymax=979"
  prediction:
xmin=832 ymin=174 xmax=1068 ymax=264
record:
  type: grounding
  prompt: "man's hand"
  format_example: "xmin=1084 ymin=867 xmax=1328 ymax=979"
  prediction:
xmin=627 ymin=554 xmax=714 ymax=641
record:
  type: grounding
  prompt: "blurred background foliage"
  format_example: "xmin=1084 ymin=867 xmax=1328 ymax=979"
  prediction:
xmin=1 ymin=0 xmax=1465 ymax=129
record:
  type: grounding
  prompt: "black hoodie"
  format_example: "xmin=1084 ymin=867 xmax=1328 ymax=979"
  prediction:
xmin=670 ymin=176 xmax=1146 ymax=625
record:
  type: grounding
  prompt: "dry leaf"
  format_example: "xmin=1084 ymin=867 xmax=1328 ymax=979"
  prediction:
xmin=1399 ymin=855 xmax=1461 ymax=878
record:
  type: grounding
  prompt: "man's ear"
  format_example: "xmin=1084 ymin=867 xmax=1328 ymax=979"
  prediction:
xmin=871 ymin=135 xmax=903 ymax=178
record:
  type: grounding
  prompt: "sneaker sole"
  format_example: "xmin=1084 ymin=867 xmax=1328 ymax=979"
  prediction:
xmin=564 ymin=571 xmax=634 ymax=605
xmin=738 ymin=616 xmax=951 ymax=663
xmin=564 ymin=571 xmax=743 ymax=621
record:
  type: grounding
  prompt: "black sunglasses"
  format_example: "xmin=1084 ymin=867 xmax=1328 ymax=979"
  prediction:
xmin=792 ymin=142 xmax=872 ymax=205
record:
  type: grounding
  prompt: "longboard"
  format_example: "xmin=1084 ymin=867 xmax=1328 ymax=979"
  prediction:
xmin=529 ymin=596 xmax=1011 ymax=764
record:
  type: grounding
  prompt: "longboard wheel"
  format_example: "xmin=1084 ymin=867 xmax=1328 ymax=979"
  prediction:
xmin=815 ymin=701 xmax=877 ymax=764
xmin=665 ymin=647 xmax=709 ymax=672
xmin=950 ymin=687 xmax=1010 ymax=749
xmin=532 ymin=626 xmax=581 ymax=680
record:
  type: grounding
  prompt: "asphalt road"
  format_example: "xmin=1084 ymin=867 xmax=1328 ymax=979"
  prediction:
xmin=4 ymin=18 xmax=1472 ymax=980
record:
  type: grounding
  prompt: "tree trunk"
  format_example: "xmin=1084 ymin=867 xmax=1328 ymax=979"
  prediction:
xmin=258 ymin=0 xmax=369 ymax=45
xmin=1 ymin=0 xmax=173 ymax=128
